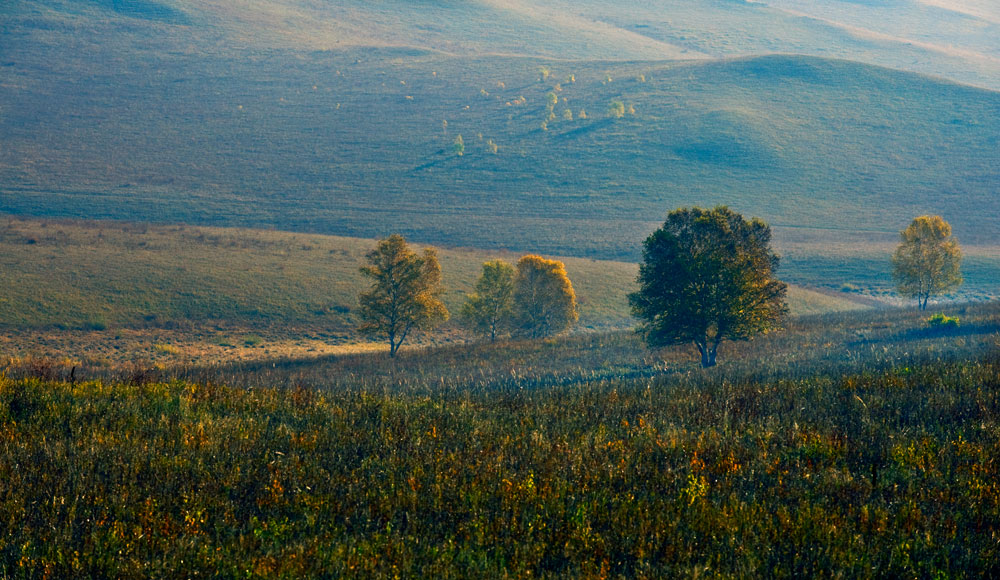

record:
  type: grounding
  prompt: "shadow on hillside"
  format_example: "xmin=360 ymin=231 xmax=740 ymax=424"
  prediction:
xmin=850 ymin=321 xmax=1000 ymax=348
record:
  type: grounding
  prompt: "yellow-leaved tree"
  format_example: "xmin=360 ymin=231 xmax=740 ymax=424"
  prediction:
xmin=891 ymin=215 xmax=962 ymax=310
xmin=358 ymin=234 xmax=448 ymax=356
xmin=512 ymin=255 xmax=578 ymax=338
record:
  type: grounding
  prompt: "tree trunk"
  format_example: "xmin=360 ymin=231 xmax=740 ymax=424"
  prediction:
xmin=696 ymin=340 xmax=718 ymax=368
xmin=701 ymin=348 xmax=716 ymax=368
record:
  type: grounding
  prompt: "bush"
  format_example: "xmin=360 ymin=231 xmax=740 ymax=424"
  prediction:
xmin=927 ymin=313 xmax=960 ymax=329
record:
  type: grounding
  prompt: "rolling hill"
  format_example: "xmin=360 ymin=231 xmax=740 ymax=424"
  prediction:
xmin=1 ymin=1 xmax=998 ymax=295
xmin=0 ymin=217 xmax=871 ymax=364
xmin=6 ymin=0 xmax=998 ymax=87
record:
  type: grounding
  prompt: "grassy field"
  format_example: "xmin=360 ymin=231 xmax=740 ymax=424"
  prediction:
xmin=0 ymin=217 xmax=868 ymax=365
xmin=2 ymin=303 xmax=998 ymax=577
xmin=7 ymin=0 xmax=998 ymax=88
xmin=772 ymin=227 xmax=1000 ymax=301
xmin=3 ymin=18 xmax=999 ymax=264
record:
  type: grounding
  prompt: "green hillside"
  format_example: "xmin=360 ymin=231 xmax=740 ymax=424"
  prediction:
xmin=7 ymin=0 xmax=998 ymax=87
xmin=2 ymin=46 xmax=998 ymax=263
xmin=0 ymin=218 xmax=865 ymax=334
xmin=2 ymin=2 xmax=999 ymax=295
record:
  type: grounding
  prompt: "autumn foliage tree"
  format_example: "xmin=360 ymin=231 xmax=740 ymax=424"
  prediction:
xmin=460 ymin=260 xmax=516 ymax=342
xmin=358 ymin=234 xmax=448 ymax=356
xmin=891 ymin=215 xmax=963 ymax=310
xmin=512 ymin=255 xmax=578 ymax=338
xmin=629 ymin=206 xmax=788 ymax=368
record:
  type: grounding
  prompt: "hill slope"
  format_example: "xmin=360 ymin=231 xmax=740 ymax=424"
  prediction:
xmin=0 ymin=218 xmax=868 ymax=364
xmin=6 ymin=0 xmax=998 ymax=87
xmin=0 ymin=218 xmax=864 ymax=330
xmin=1 ymin=48 xmax=998 ymax=255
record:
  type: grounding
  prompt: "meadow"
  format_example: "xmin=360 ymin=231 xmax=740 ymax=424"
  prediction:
xmin=1 ymin=303 xmax=998 ymax=577
xmin=3 ymin=37 xmax=999 ymax=262
xmin=0 ymin=217 xmax=868 ymax=366
xmin=3 ymin=2 xmax=999 ymax=576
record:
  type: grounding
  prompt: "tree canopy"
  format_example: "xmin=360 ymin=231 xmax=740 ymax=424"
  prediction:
xmin=891 ymin=215 xmax=962 ymax=310
xmin=460 ymin=259 xmax=516 ymax=342
xmin=512 ymin=255 xmax=578 ymax=338
xmin=629 ymin=206 xmax=787 ymax=368
xmin=358 ymin=234 xmax=448 ymax=356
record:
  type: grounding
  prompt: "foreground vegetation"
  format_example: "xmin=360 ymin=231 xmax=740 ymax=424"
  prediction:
xmin=2 ymin=304 xmax=998 ymax=577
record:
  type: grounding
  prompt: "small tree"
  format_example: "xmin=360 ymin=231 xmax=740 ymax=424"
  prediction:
xmin=609 ymin=100 xmax=625 ymax=119
xmin=453 ymin=134 xmax=465 ymax=156
xmin=891 ymin=215 xmax=962 ymax=310
xmin=358 ymin=234 xmax=448 ymax=356
xmin=512 ymin=255 xmax=578 ymax=338
xmin=460 ymin=260 xmax=515 ymax=342
xmin=629 ymin=206 xmax=788 ymax=368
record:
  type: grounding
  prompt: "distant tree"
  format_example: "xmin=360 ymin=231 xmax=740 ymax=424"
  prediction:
xmin=453 ymin=134 xmax=465 ymax=156
xmin=512 ymin=255 xmax=578 ymax=338
xmin=358 ymin=234 xmax=448 ymax=357
xmin=609 ymin=100 xmax=625 ymax=119
xmin=460 ymin=260 xmax=516 ymax=342
xmin=546 ymin=92 xmax=558 ymax=108
xmin=629 ymin=206 xmax=788 ymax=368
xmin=891 ymin=215 xmax=962 ymax=310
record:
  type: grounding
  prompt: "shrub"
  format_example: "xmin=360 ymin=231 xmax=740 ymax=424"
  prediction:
xmin=927 ymin=313 xmax=960 ymax=329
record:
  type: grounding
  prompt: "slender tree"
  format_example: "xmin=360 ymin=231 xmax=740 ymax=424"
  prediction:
xmin=608 ymin=100 xmax=625 ymax=119
xmin=512 ymin=255 xmax=578 ymax=338
xmin=358 ymin=234 xmax=448 ymax=356
xmin=629 ymin=206 xmax=787 ymax=368
xmin=891 ymin=215 xmax=962 ymax=310
xmin=460 ymin=260 xmax=516 ymax=342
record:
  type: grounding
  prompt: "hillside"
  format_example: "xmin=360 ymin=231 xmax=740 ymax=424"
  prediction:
xmin=2 ymin=45 xmax=998 ymax=261
xmin=2 ymin=2 xmax=998 ymax=300
xmin=5 ymin=0 xmax=998 ymax=88
xmin=0 ymin=218 xmax=866 ymax=364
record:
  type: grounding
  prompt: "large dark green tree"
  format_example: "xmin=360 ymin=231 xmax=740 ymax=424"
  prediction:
xmin=629 ymin=206 xmax=787 ymax=367
xmin=358 ymin=234 xmax=448 ymax=357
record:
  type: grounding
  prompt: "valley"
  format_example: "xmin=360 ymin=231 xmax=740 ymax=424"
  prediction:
xmin=1 ymin=0 xmax=998 ymax=575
